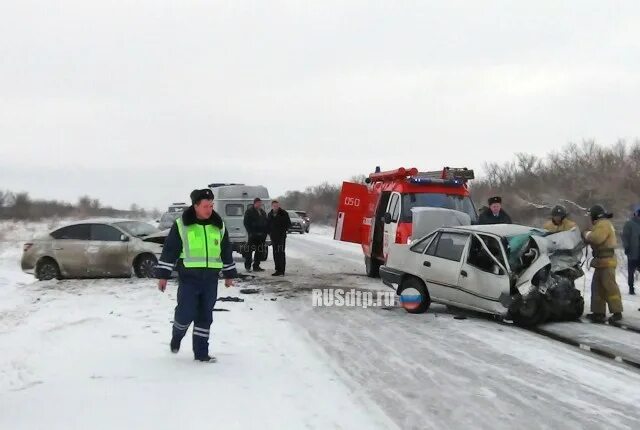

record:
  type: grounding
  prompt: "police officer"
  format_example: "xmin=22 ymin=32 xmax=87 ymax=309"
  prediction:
xmin=156 ymin=189 xmax=237 ymax=362
xmin=543 ymin=204 xmax=577 ymax=233
xmin=478 ymin=196 xmax=513 ymax=225
xmin=584 ymin=204 xmax=623 ymax=323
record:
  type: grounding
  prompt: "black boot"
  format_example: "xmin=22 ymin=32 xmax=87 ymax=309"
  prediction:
xmin=608 ymin=313 xmax=622 ymax=323
xmin=253 ymin=266 xmax=265 ymax=272
xmin=630 ymin=287 xmax=636 ymax=295
xmin=271 ymin=271 xmax=284 ymax=276
xmin=195 ymin=355 xmax=217 ymax=363
xmin=170 ymin=337 xmax=181 ymax=354
xmin=586 ymin=313 xmax=606 ymax=323
xmin=244 ymin=261 xmax=252 ymax=272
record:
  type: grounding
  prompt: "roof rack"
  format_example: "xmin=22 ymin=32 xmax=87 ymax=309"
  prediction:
xmin=208 ymin=183 xmax=245 ymax=188
xmin=415 ymin=167 xmax=474 ymax=181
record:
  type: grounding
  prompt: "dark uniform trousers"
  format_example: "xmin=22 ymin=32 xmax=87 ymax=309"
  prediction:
xmin=172 ymin=268 xmax=219 ymax=358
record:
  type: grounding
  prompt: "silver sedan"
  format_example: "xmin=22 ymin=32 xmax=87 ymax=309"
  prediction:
xmin=21 ymin=219 xmax=164 ymax=280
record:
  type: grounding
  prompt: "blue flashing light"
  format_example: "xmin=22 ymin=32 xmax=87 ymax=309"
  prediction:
xmin=409 ymin=177 xmax=464 ymax=186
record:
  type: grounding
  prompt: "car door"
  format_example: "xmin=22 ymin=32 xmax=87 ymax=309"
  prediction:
xmin=419 ymin=231 xmax=470 ymax=302
xmin=87 ymin=224 xmax=130 ymax=277
xmin=334 ymin=181 xmax=368 ymax=244
xmin=383 ymin=192 xmax=401 ymax=258
xmin=456 ymin=233 xmax=510 ymax=313
xmin=50 ymin=224 xmax=91 ymax=277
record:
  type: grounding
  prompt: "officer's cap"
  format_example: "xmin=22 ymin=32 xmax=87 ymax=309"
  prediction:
xmin=190 ymin=189 xmax=214 ymax=205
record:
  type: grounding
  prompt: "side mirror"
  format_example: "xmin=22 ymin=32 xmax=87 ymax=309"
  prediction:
xmin=383 ymin=212 xmax=392 ymax=224
xmin=155 ymin=219 xmax=160 ymax=223
xmin=121 ymin=234 xmax=130 ymax=242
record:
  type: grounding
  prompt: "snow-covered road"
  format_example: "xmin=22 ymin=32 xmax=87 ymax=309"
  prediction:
xmin=280 ymin=227 xmax=640 ymax=430
xmin=2 ymin=222 xmax=640 ymax=429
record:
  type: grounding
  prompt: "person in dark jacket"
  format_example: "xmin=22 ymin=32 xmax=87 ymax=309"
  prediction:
xmin=268 ymin=200 xmax=292 ymax=276
xmin=622 ymin=205 xmax=640 ymax=295
xmin=156 ymin=189 xmax=237 ymax=363
xmin=243 ymin=197 xmax=269 ymax=272
xmin=478 ymin=196 xmax=513 ymax=225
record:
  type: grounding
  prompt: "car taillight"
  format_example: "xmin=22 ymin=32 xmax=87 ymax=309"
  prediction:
xmin=23 ymin=243 xmax=33 ymax=252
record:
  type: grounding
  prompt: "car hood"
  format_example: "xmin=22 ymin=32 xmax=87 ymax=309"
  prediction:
xmin=141 ymin=230 xmax=169 ymax=245
xmin=510 ymin=227 xmax=584 ymax=293
xmin=411 ymin=207 xmax=471 ymax=240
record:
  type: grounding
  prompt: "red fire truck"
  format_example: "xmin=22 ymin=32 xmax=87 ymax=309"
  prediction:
xmin=334 ymin=167 xmax=477 ymax=277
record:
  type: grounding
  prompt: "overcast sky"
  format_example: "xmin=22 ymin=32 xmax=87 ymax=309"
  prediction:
xmin=1 ymin=1 xmax=639 ymax=210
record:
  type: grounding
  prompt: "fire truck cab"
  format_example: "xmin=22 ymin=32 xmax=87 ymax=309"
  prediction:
xmin=334 ymin=167 xmax=477 ymax=277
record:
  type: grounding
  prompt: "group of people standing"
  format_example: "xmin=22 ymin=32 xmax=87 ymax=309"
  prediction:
xmin=242 ymin=198 xmax=292 ymax=276
xmin=477 ymin=195 xmax=639 ymax=323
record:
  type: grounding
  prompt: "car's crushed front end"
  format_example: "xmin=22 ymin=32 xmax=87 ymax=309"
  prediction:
xmin=505 ymin=228 xmax=585 ymax=326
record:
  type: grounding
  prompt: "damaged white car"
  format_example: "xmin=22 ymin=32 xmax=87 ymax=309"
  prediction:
xmin=380 ymin=219 xmax=585 ymax=326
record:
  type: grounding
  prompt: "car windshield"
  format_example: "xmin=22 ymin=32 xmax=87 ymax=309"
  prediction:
xmin=401 ymin=193 xmax=477 ymax=223
xmin=287 ymin=211 xmax=301 ymax=220
xmin=114 ymin=221 xmax=159 ymax=237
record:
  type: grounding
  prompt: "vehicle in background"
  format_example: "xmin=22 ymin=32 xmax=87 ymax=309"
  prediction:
xmin=209 ymin=183 xmax=271 ymax=254
xmin=168 ymin=202 xmax=188 ymax=213
xmin=157 ymin=210 xmax=183 ymax=230
xmin=334 ymin=166 xmax=476 ymax=277
xmin=295 ymin=210 xmax=311 ymax=233
xmin=287 ymin=211 xmax=306 ymax=234
xmin=21 ymin=219 xmax=163 ymax=280
xmin=380 ymin=224 xmax=585 ymax=326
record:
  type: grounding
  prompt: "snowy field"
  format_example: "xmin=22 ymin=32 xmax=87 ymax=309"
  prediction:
xmin=2 ymin=221 xmax=640 ymax=429
xmin=0 ymin=221 xmax=393 ymax=430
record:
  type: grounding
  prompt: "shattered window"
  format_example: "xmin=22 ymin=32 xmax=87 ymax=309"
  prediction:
xmin=479 ymin=234 xmax=506 ymax=268
xmin=468 ymin=235 xmax=505 ymax=275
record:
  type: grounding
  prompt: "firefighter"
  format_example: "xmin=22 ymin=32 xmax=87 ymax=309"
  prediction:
xmin=243 ymin=197 xmax=269 ymax=272
xmin=267 ymin=200 xmax=292 ymax=276
xmin=583 ymin=204 xmax=623 ymax=323
xmin=156 ymin=189 xmax=237 ymax=363
xmin=622 ymin=205 xmax=640 ymax=295
xmin=543 ymin=205 xmax=577 ymax=233
xmin=478 ymin=196 xmax=513 ymax=225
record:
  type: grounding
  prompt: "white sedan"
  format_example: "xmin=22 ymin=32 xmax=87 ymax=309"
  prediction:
xmin=380 ymin=224 xmax=585 ymax=326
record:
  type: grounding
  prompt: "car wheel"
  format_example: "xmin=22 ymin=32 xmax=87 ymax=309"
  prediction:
xmin=36 ymin=258 xmax=61 ymax=281
xmin=512 ymin=292 xmax=550 ymax=327
xmin=134 ymin=254 xmax=158 ymax=278
xmin=365 ymin=256 xmax=381 ymax=278
xmin=399 ymin=277 xmax=431 ymax=314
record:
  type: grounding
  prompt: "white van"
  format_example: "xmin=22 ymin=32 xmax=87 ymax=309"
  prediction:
xmin=209 ymin=183 xmax=271 ymax=254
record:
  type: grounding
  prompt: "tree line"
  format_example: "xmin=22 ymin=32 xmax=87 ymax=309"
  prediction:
xmin=278 ymin=140 xmax=640 ymax=229
xmin=0 ymin=191 xmax=159 ymax=220
xmin=473 ymin=140 xmax=640 ymax=231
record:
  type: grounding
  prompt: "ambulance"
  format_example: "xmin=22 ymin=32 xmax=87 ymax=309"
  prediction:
xmin=334 ymin=167 xmax=477 ymax=277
